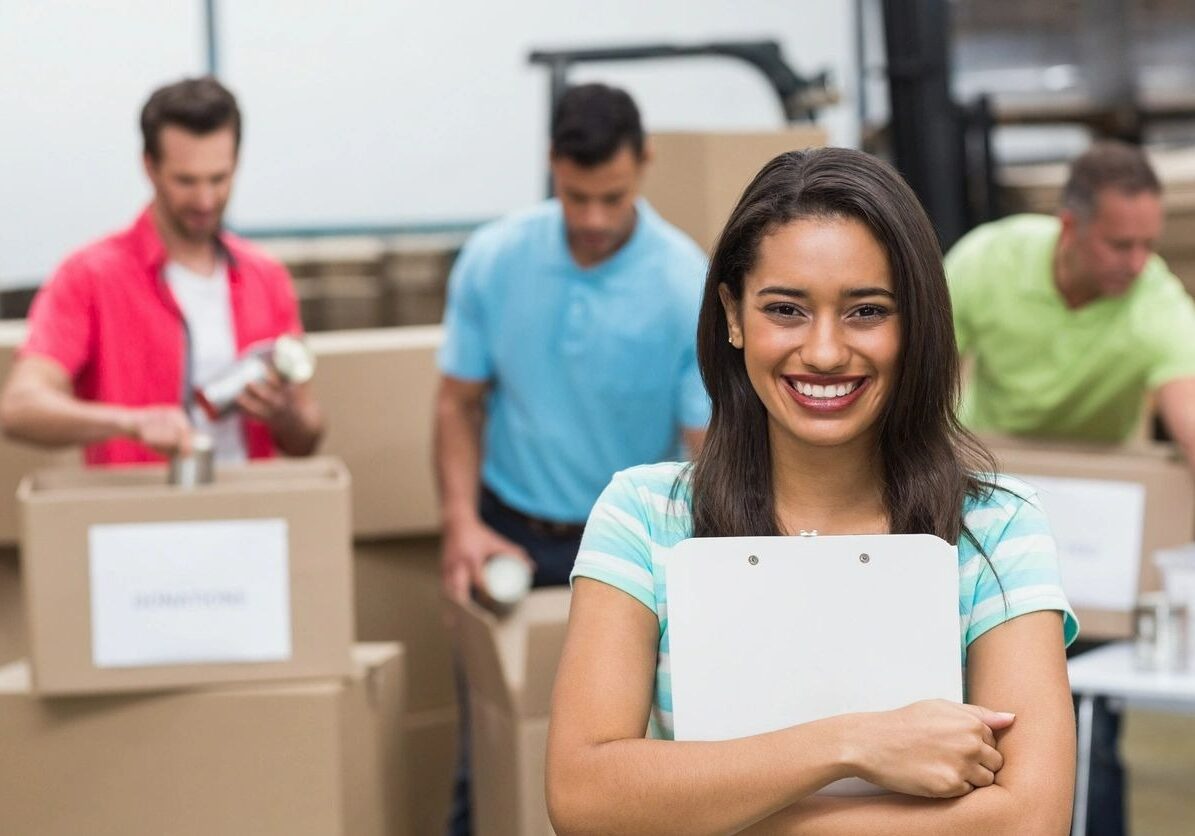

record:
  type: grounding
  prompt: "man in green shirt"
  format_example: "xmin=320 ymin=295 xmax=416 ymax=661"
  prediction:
xmin=947 ymin=141 xmax=1195 ymax=462
xmin=946 ymin=140 xmax=1195 ymax=836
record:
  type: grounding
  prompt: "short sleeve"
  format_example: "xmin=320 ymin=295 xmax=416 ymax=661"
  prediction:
xmin=437 ymin=239 xmax=493 ymax=381
xmin=21 ymin=259 xmax=95 ymax=378
xmin=964 ymin=486 xmax=1080 ymax=648
xmin=1141 ymin=267 xmax=1195 ymax=388
xmin=570 ymin=471 xmax=658 ymax=616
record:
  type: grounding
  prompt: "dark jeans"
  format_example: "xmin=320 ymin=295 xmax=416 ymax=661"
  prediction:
xmin=447 ymin=488 xmax=584 ymax=836
xmin=1069 ymin=640 xmax=1126 ymax=836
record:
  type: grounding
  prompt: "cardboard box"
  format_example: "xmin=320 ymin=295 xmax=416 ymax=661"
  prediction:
xmin=19 ymin=457 xmax=354 ymax=695
xmin=309 ymin=327 xmax=442 ymax=539
xmin=380 ymin=247 xmax=457 ymax=327
xmin=642 ymin=127 xmax=828 ymax=253
xmin=0 ymin=323 xmax=443 ymax=544
xmin=0 ymin=321 xmax=80 ymax=545
xmin=403 ymin=704 xmax=459 ymax=836
xmin=0 ymin=546 xmax=24 ymax=664
xmin=354 ymin=536 xmax=456 ymax=713
xmin=314 ymin=274 xmax=391 ymax=332
xmin=983 ymin=437 xmax=1195 ymax=639
xmin=0 ymin=642 xmax=406 ymax=836
xmin=450 ymin=588 xmax=571 ymax=836
xmin=354 ymin=537 xmax=458 ymax=834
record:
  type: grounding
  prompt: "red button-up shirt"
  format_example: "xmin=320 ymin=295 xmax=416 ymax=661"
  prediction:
xmin=22 ymin=206 xmax=304 ymax=466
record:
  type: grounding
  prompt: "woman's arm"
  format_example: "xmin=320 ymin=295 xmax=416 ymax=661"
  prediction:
xmin=546 ymin=579 xmax=1016 ymax=836
xmin=746 ymin=610 xmax=1075 ymax=836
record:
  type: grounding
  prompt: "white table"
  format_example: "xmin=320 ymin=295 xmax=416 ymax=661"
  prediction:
xmin=1067 ymin=641 xmax=1195 ymax=836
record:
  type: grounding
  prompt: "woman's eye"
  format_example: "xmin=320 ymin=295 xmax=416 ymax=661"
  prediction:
xmin=852 ymin=304 xmax=890 ymax=319
xmin=765 ymin=303 xmax=803 ymax=317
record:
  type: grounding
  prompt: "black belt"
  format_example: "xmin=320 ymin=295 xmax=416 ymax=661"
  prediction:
xmin=484 ymin=489 xmax=586 ymax=539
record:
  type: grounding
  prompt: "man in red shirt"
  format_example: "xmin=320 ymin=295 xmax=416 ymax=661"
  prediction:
xmin=0 ymin=77 xmax=322 ymax=465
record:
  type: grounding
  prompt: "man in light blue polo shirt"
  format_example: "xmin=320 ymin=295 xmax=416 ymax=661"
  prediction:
xmin=435 ymin=83 xmax=708 ymax=597
xmin=435 ymin=82 xmax=708 ymax=835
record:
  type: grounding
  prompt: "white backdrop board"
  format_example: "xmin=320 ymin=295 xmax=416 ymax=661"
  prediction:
xmin=0 ymin=1 xmax=857 ymax=284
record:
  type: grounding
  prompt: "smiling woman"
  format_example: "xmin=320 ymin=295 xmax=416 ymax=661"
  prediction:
xmin=546 ymin=148 xmax=1080 ymax=835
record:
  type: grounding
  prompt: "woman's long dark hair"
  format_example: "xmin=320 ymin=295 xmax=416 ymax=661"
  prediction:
xmin=689 ymin=147 xmax=997 ymax=548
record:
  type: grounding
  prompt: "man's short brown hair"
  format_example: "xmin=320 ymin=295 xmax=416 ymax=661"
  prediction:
xmin=1061 ymin=140 xmax=1161 ymax=219
xmin=140 ymin=76 xmax=241 ymax=161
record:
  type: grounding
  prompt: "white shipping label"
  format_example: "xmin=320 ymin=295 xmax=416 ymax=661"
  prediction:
xmin=1011 ymin=474 xmax=1145 ymax=611
xmin=89 ymin=518 xmax=291 ymax=668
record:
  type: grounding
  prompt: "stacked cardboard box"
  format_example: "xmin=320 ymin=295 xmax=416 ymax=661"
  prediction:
xmin=0 ymin=325 xmax=77 ymax=666
xmin=308 ymin=327 xmax=442 ymax=538
xmin=984 ymin=436 xmax=1195 ymax=639
xmin=257 ymin=235 xmax=465 ymax=332
xmin=379 ymin=236 xmax=461 ymax=327
xmin=5 ymin=455 xmax=409 ymax=833
xmin=306 ymin=326 xmax=458 ymax=833
xmin=0 ymin=321 xmax=80 ymax=543
xmin=354 ymin=536 xmax=458 ymax=836
xmin=18 ymin=458 xmax=354 ymax=695
xmin=0 ymin=546 xmax=23 ymax=665
xmin=0 ymin=324 xmax=448 ymax=834
xmin=450 ymin=588 xmax=572 ymax=836
xmin=642 ymin=127 xmax=829 ymax=253
xmin=0 ymin=642 xmax=407 ymax=835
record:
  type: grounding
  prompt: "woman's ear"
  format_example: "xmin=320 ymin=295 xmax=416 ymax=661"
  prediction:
xmin=718 ymin=283 xmax=743 ymax=349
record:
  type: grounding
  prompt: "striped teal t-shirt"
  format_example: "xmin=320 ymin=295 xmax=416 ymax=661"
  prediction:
xmin=570 ymin=461 xmax=1080 ymax=741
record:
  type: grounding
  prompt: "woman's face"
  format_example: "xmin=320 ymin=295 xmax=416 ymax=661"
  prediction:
xmin=720 ymin=216 xmax=901 ymax=452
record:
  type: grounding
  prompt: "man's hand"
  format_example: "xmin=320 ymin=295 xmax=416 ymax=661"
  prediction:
xmin=234 ymin=369 xmax=323 ymax=456
xmin=441 ymin=517 xmax=531 ymax=603
xmin=236 ymin=369 xmax=302 ymax=429
xmin=126 ymin=405 xmax=193 ymax=456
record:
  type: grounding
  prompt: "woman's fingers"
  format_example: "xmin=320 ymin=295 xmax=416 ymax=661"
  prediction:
xmin=978 ymin=742 xmax=1004 ymax=775
xmin=965 ymin=763 xmax=996 ymax=789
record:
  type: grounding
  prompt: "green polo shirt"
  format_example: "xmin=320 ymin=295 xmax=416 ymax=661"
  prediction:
xmin=946 ymin=214 xmax=1195 ymax=442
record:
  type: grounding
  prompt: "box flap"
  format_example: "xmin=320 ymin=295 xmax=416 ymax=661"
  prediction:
xmin=19 ymin=456 xmax=349 ymax=504
xmin=449 ymin=588 xmax=571 ymax=718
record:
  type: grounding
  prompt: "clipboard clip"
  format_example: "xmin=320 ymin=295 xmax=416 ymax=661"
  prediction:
xmin=798 ymin=529 xmax=818 ymax=537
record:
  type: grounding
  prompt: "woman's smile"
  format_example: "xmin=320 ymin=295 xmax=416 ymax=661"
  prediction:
xmin=782 ymin=374 xmax=870 ymax=412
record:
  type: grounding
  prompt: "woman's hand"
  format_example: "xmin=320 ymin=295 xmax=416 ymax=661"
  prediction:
xmin=849 ymin=699 xmax=1014 ymax=798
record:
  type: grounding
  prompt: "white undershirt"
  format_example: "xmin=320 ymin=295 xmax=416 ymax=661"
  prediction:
xmin=165 ymin=260 xmax=248 ymax=464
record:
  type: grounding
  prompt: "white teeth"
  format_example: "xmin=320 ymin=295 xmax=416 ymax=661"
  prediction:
xmin=793 ymin=380 xmax=861 ymax=399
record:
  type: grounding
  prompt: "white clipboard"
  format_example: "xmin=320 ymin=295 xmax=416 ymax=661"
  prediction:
xmin=667 ymin=534 xmax=963 ymax=795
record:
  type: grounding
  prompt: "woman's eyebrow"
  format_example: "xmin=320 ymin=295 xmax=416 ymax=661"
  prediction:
xmin=754 ymin=285 xmax=895 ymax=300
xmin=756 ymin=286 xmax=808 ymax=298
xmin=844 ymin=287 xmax=896 ymax=300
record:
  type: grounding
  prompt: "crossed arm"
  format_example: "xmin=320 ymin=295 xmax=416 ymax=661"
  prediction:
xmin=546 ymin=578 xmax=1074 ymax=835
